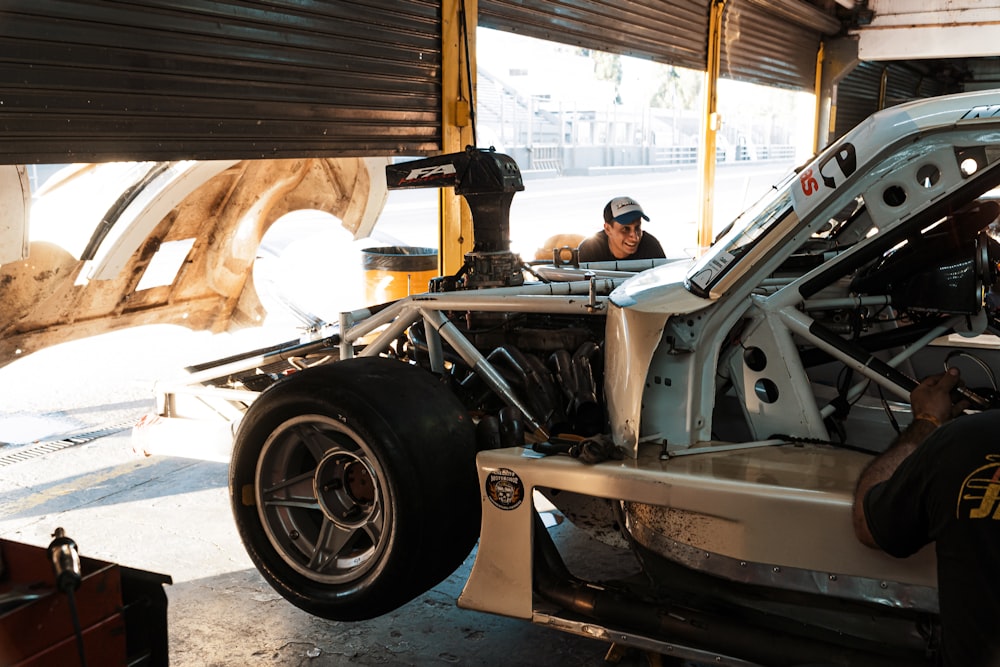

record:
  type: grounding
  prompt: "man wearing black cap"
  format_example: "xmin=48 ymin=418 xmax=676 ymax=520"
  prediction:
xmin=577 ymin=196 xmax=665 ymax=263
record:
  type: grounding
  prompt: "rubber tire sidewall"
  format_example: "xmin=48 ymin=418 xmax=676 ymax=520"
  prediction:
xmin=229 ymin=357 xmax=479 ymax=621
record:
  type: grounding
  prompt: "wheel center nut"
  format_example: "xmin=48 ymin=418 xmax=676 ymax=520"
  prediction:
xmin=314 ymin=451 xmax=377 ymax=527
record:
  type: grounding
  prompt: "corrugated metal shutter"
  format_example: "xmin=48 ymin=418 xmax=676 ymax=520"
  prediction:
xmin=480 ymin=0 xmax=834 ymax=93
xmin=834 ymin=62 xmax=882 ymax=140
xmin=833 ymin=61 xmax=952 ymax=139
xmin=719 ymin=0 xmax=820 ymax=92
xmin=0 ymin=0 xmax=442 ymax=164
xmin=478 ymin=0 xmax=711 ymax=73
xmin=884 ymin=65 xmax=950 ymax=107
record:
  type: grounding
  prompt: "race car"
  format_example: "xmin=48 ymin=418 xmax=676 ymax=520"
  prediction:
xmin=228 ymin=88 xmax=1000 ymax=666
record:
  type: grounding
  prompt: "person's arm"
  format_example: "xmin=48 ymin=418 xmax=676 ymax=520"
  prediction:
xmin=851 ymin=368 xmax=967 ymax=548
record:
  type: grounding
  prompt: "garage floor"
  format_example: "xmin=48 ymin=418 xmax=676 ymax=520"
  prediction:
xmin=0 ymin=327 xmax=659 ymax=666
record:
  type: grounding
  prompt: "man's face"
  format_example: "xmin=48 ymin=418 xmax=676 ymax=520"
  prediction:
xmin=604 ymin=220 xmax=643 ymax=259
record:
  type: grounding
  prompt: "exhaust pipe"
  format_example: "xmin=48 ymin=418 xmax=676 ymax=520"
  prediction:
xmin=549 ymin=342 xmax=602 ymax=435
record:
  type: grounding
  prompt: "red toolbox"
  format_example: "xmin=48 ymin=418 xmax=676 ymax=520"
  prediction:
xmin=0 ymin=536 xmax=171 ymax=666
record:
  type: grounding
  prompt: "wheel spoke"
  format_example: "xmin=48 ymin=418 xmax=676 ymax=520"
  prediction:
xmin=308 ymin=518 xmax=359 ymax=572
xmin=265 ymin=497 xmax=321 ymax=511
xmin=261 ymin=469 xmax=314 ymax=496
xmin=360 ymin=503 xmax=384 ymax=545
xmin=361 ymin=522 xmax=382 ymax=548
xmin=261 ymin=469 xmax=320 ymax=511
xmin=294 ymin=422 xmax=345 ymax=460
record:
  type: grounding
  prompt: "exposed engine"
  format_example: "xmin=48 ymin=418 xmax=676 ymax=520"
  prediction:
xmin=385 ymin=147 xmax=608 ymax=444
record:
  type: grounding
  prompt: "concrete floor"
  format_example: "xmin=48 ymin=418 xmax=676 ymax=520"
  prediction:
xmin=0 ymin=432 xmax=640 ymax=666
xmin=0 ymin=327 xmax=654 ymax=667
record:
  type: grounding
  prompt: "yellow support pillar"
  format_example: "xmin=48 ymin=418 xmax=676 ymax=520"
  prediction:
xmin=813 ymin=41 xmax=824 ymax=155
xmin=815 ymin=38 xmax=860 ymax=152
xmin=439 ymin=0 xmax=477 ymax=275
xmin=696 ymin=0 xmax=727 ymax=248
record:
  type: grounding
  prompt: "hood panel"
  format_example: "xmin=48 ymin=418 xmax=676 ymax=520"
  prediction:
xmin=0 ymin=157 xmax=388 ymax=367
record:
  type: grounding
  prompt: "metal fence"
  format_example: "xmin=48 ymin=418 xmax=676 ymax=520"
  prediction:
xmin=513 ymin=143 xmax=798 ymax=174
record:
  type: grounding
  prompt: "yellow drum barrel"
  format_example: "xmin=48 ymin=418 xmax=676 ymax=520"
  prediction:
xmin=362 ymin=246 xmax=438 ymax=304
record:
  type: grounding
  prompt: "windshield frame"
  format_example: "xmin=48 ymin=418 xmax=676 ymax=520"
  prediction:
xmin=685 ymin=171 xmax=798 ymax=299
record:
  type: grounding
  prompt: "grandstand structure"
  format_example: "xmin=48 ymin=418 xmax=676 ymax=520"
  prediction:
xmin=475 ymin=66 xmax=798 ymax=176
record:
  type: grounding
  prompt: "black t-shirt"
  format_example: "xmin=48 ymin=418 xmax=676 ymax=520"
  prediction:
xmin=577 ymin=230 xmax=665 ymax=263
xmin=865 ymin=411 xmax=1000 ymax=667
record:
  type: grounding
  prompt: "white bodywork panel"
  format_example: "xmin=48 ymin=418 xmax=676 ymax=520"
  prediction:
xmin=89 ymin=161 xmax=238 ymax=281
xmin=460 ymin=444 xmax=936 ymax=619
xmin=0 ymin=157 xmax=389 ymax=367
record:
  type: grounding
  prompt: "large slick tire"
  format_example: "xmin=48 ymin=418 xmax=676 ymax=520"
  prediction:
xmin=229 ymin=357 xmax=480 ymax=621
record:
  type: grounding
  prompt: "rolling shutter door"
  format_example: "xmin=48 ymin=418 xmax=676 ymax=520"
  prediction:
xmin=0 ymin=0 xmax=442 ymax=164
xmin=481 ymin=0 xmax=837 ymax=93
xmin=478 ymin=0 xmax=710 ymax=73
xmin=834 ymin=62 xmax=883 ymax=140
xmin=833 ymin=61 xmax=951 ymax=140
xmin=719 ymin=0 xmax=823 ymax=92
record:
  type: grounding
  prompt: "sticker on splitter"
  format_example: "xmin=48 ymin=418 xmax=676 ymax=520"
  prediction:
xmin=485 ymin=468 xmax=524 ymax=510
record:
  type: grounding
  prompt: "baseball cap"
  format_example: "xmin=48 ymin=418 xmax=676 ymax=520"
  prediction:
xmin=603 ymin=196 xmax=650 ymax=225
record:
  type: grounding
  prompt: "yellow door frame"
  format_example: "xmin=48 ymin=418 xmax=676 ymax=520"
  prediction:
xmin=439 ymin=0 xmax=477 ymax=275
xmin=696 ymin=0 xmax=727 ymax=248
xmin=813 ymin=41 xmax=824 ymax=154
